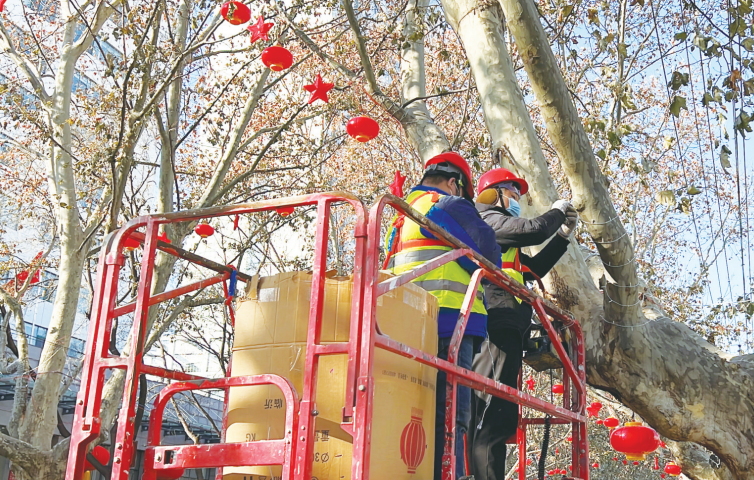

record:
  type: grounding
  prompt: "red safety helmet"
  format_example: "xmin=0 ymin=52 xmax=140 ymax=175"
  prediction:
xmin=477 ymin=168 xmax=529 ymax=196
xmin=424 ymin=152 xmax=475 ymax=200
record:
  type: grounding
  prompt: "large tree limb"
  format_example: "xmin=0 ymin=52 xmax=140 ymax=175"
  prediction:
xmin=496 ymin=0 xmax=640 ymax=323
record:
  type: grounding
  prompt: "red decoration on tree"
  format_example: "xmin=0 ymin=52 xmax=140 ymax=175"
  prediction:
xmin=567 ymin=436 xmax=572 ymax=442
xmin=303 ymin=74 xmax=334 ymax=104
xmin=613 ymin=457 xmax=618 ymax=462
xmin=596 ymin=419 xmax=604 ymax=425
xmin=555 ymin=448 xmax=559 ymax=455
xmin=346 ymin=116 xmax=380 ymax=142
xmin=552 ymin=383 xmax=564 ymax=394
xmin=400 ymin=408 xmax=427 ymax=474
xmin=587 ymin=401 xmax=603 ymax=417
xmin=221 ymin=1 xmax=251 ymax=25
xmin=591 ymin=462 xmax=599 ymax=469
xmin=560 ymin=468 xmax=567 ymax=474
xmin=526 ymin=458 xmax=532 ymax=466
xmin=261 ymin=46 xmax=293 ymax=71
xmin=622 ymin=459 xmax=628 ymax=465
xmin=0 ymin=0 xmax=7 ymax=13
xmin=664 ymin=461 xmax=681 ymax=476
xmin=660 ymin=440 xmax=667 ymax=449
xmin=157 ymin=232 xmax=170 ymax=244
xmin=84 ymin=445 xmax=110 ymax=471
xmin=234 ymin=214 xmax=240 ymax=230
xmin=661 ymin=474 xmax=667 ymax=479
xmin=247 ymin=15 xmax=273 ymax=43
xmin=123 ymin=237 xmax=140 ymax=251
xmin=654 ymin=456 xmax=660 ymax=470
xmin=389 ymin=170 xmax=407 ymax=197
xmin=633 ymin=461 xmax=640 ymax=466
xmin=610 ymin=422 xmax=661 ymax=461
xmin=195 ymin=223 xmax=215 ymax=238
xmin=276 ymin=206 xmax=295 ymax=217
xmin=525 ymin=377 xmax=535 ymax=390
xmin=603 ymin=416 xmax=619 ymax=429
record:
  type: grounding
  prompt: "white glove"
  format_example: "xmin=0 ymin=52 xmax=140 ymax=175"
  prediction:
xmin=551 ymin=199 xmax=571 ymax=214
xmin=558 ymin=205 xmax=579 ymax=238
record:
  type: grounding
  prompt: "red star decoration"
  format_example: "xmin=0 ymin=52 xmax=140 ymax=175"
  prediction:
xmin=247 ymin=15 xmax=273 ymax=43
xmin=388 ymin=170 xmax=406 ymax=197
xmin=303 ymin=74 xmax=334 ymax=104
xmin=525 ymin=376 xmax=535 ymax=390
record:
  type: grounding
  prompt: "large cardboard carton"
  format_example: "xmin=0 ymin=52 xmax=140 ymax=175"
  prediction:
xmin=224 ymin=272 xmax=438 ymax=480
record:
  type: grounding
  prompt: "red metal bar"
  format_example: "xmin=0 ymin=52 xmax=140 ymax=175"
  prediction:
xmin=375 ymin=248 xmax=472 ymax=297
xmin=144 ymin=375 xmax=298 ymax=478
xmin=139 ymin=364 xmax=209 ymax=382
xmin=442 ymin=268 xmax=485 ymax=480
xmin=293 ymin=199 xmax=331 ymax=480
xmin=111 ymin=273 xmax=229 ymax=318
xmin=112 ymin=219 xmax=159 ymax=480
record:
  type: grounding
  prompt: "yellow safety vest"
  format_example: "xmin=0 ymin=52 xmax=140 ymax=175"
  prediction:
xmin=384 ymin=190 xmax=487 ymax=315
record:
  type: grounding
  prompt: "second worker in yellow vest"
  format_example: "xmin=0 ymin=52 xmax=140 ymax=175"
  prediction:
xmin=466 ymin=168 xmax=578 ymax=480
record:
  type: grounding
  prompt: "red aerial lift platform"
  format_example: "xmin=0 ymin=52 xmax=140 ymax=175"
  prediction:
xmin=64 ymin=192 xmax=588 ymax=480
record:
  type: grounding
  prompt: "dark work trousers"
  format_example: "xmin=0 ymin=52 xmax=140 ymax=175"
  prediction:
xmin=435 ymin=335 xmax=476 ymax=480
xmin=469 ymin=327 xmax=525 ymax=480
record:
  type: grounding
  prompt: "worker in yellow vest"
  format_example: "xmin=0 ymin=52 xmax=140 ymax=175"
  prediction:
xmin=384 ymin=152 xmax=501 ymax=480
xmin=467 ymin=168 xmax=578 ymax=480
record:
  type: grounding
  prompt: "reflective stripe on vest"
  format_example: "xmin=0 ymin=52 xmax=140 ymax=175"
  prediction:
xmin=385 ymin=189 xmax=487 ymax=315
xmin=500 ymin=247 xmax=525 ymax=303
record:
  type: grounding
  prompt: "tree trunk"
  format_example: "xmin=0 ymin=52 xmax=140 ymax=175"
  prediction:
xmin=439 ymin=0 xmax=754 ymax=477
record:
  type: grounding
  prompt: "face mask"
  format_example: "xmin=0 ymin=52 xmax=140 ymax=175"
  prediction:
xmin=506 ymin=197 xmax=521 ymax=217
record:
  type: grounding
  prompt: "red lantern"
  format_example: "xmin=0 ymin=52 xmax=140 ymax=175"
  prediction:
xmin=610 ymin=421 xmax=661 ymax=461
xmin=596 ymin=419 xmax=604 ymax=425
xmin=154 ymin=469 xmax=185 ymax=480
xmin=526 ymin=458 xmax=532 ymax=466
xmin=664 ymin=461 xmax=681 ymax=476
xmin=612 ymin=457 xmax=618 ymax=462
xmin=157 ymin=232 xmax=170 ymax=244
xmin=261 ymin=46 xmax=293 ymax=71
xmin=195 ymin=223 xmax=214 ymax=238
xmin=552 ymin=383 xmax=564 ymax=394
xmin=221 ymin=1 xmax=251 ymax=25
xmin=591 ymin=462 xmax=599 ymax=469
xmin=346 ymin=116 xmax=380 ymax=142
xmin=400 ymin=409 xmax=427 ymax=474
xmin=123 ymin=237 xmax=140 ymax=251
xmin=84 ymin=445 xmax=110 ymax=471
xmin=661 ymin=475 xmax=666 ymax=479
xmin=275 ymin=206 xmax=295 ymax=217
xmin=560 ymin=468 xmax=567 ymax=474
xmin=622 ymin=459 xmax=628 ymax=465
xmin=567 ymin=436 xmax=572 ymax=442
xmin=603 ymin=416 xmax=619 ymax=429
xmin=555 ymin=448 xmax=559 ymax=455
xmin=587 ymin=401 xmax=603 ymax=417
xmin=547 ymin=470 xmax=555 ymax=476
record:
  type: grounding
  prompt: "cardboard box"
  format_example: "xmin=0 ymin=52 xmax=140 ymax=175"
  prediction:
xmin=224 ymin=272 xmax=438 ymax=479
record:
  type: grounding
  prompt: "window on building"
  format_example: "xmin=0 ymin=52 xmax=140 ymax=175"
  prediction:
xmin=32 ymin=325 xmax=47 ymax=348
xmin=186 ymin=363 xmax=198 ymax=373
xmin=68 ymin=338 xmax=86 ymax=357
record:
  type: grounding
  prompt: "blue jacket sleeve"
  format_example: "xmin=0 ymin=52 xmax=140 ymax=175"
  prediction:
xmin=423 ymin=196 xmax=501 ymax=274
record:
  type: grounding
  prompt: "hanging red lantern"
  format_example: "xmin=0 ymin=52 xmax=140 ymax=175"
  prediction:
xmin=664 ymin=461 xmax=681 ymax=476
xmin=661 ymin=475 xmax=666 ymax=479
xmin=157 ymin=232 xmax=170 ymax=244
xmin=633 ymin=461 xmax=640 ymax=465
xmin=526 ymin=458 xmax=532 ymax=466
xmin=622 ymin=459 xmax=628 ymax=465
xmin=591 ymin=462 xmax=599 ymax=469
xmin=276 ymin=206 xmax=295 ymax=217
xmin=525 ymin=377 xmax=535 ymax=390
xmin=346 ymin=116 xmax=380 ymax=142
xmin=555 ymin=448 xmax=559 ymax=455
xmin=261 ymin=46 xmax=293 ymax=71
xmin=195 ymin=223 xmax=215 ymax=238
xmin=612 ymin=457 xmax=618 ymax=462
xmin=220 ymin=1 xmax=251 ymax=25
xmin=567 ymin=436 xmax=572 ymax=442
xmin=603 ymin=417 xmax=619 ymax=429
xmin=547 ymin=470 xmax=555 ymax=476
xmin=587 ymin=401 xmax=603 ymax=417
xmin=84 ymin=445 xmax=110 ymax=471
xmin=552 ymin=383 xmax=564 ymax=394
xmin=399 ymin=409 xmax=427 ymax=474
xmin=153 ymin=468 xmax=185 ymax=480
xmin=596 ymin=419 xmax=604 ymax=425
xmin=610 ymin=421 xmax=661 ymax=461
xmin=123 ymin=237 xmax=140 ymax=251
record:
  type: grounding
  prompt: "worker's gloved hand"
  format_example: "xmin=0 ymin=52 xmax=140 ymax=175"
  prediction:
xmin=558 ymin=205 xmax=579 ymax=238
xmin=551 ymin=199 xmax=571 ymax=214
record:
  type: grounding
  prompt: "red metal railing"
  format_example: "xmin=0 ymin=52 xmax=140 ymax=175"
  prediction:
xmin=64 ymin=191 xmax=587 ymax=480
